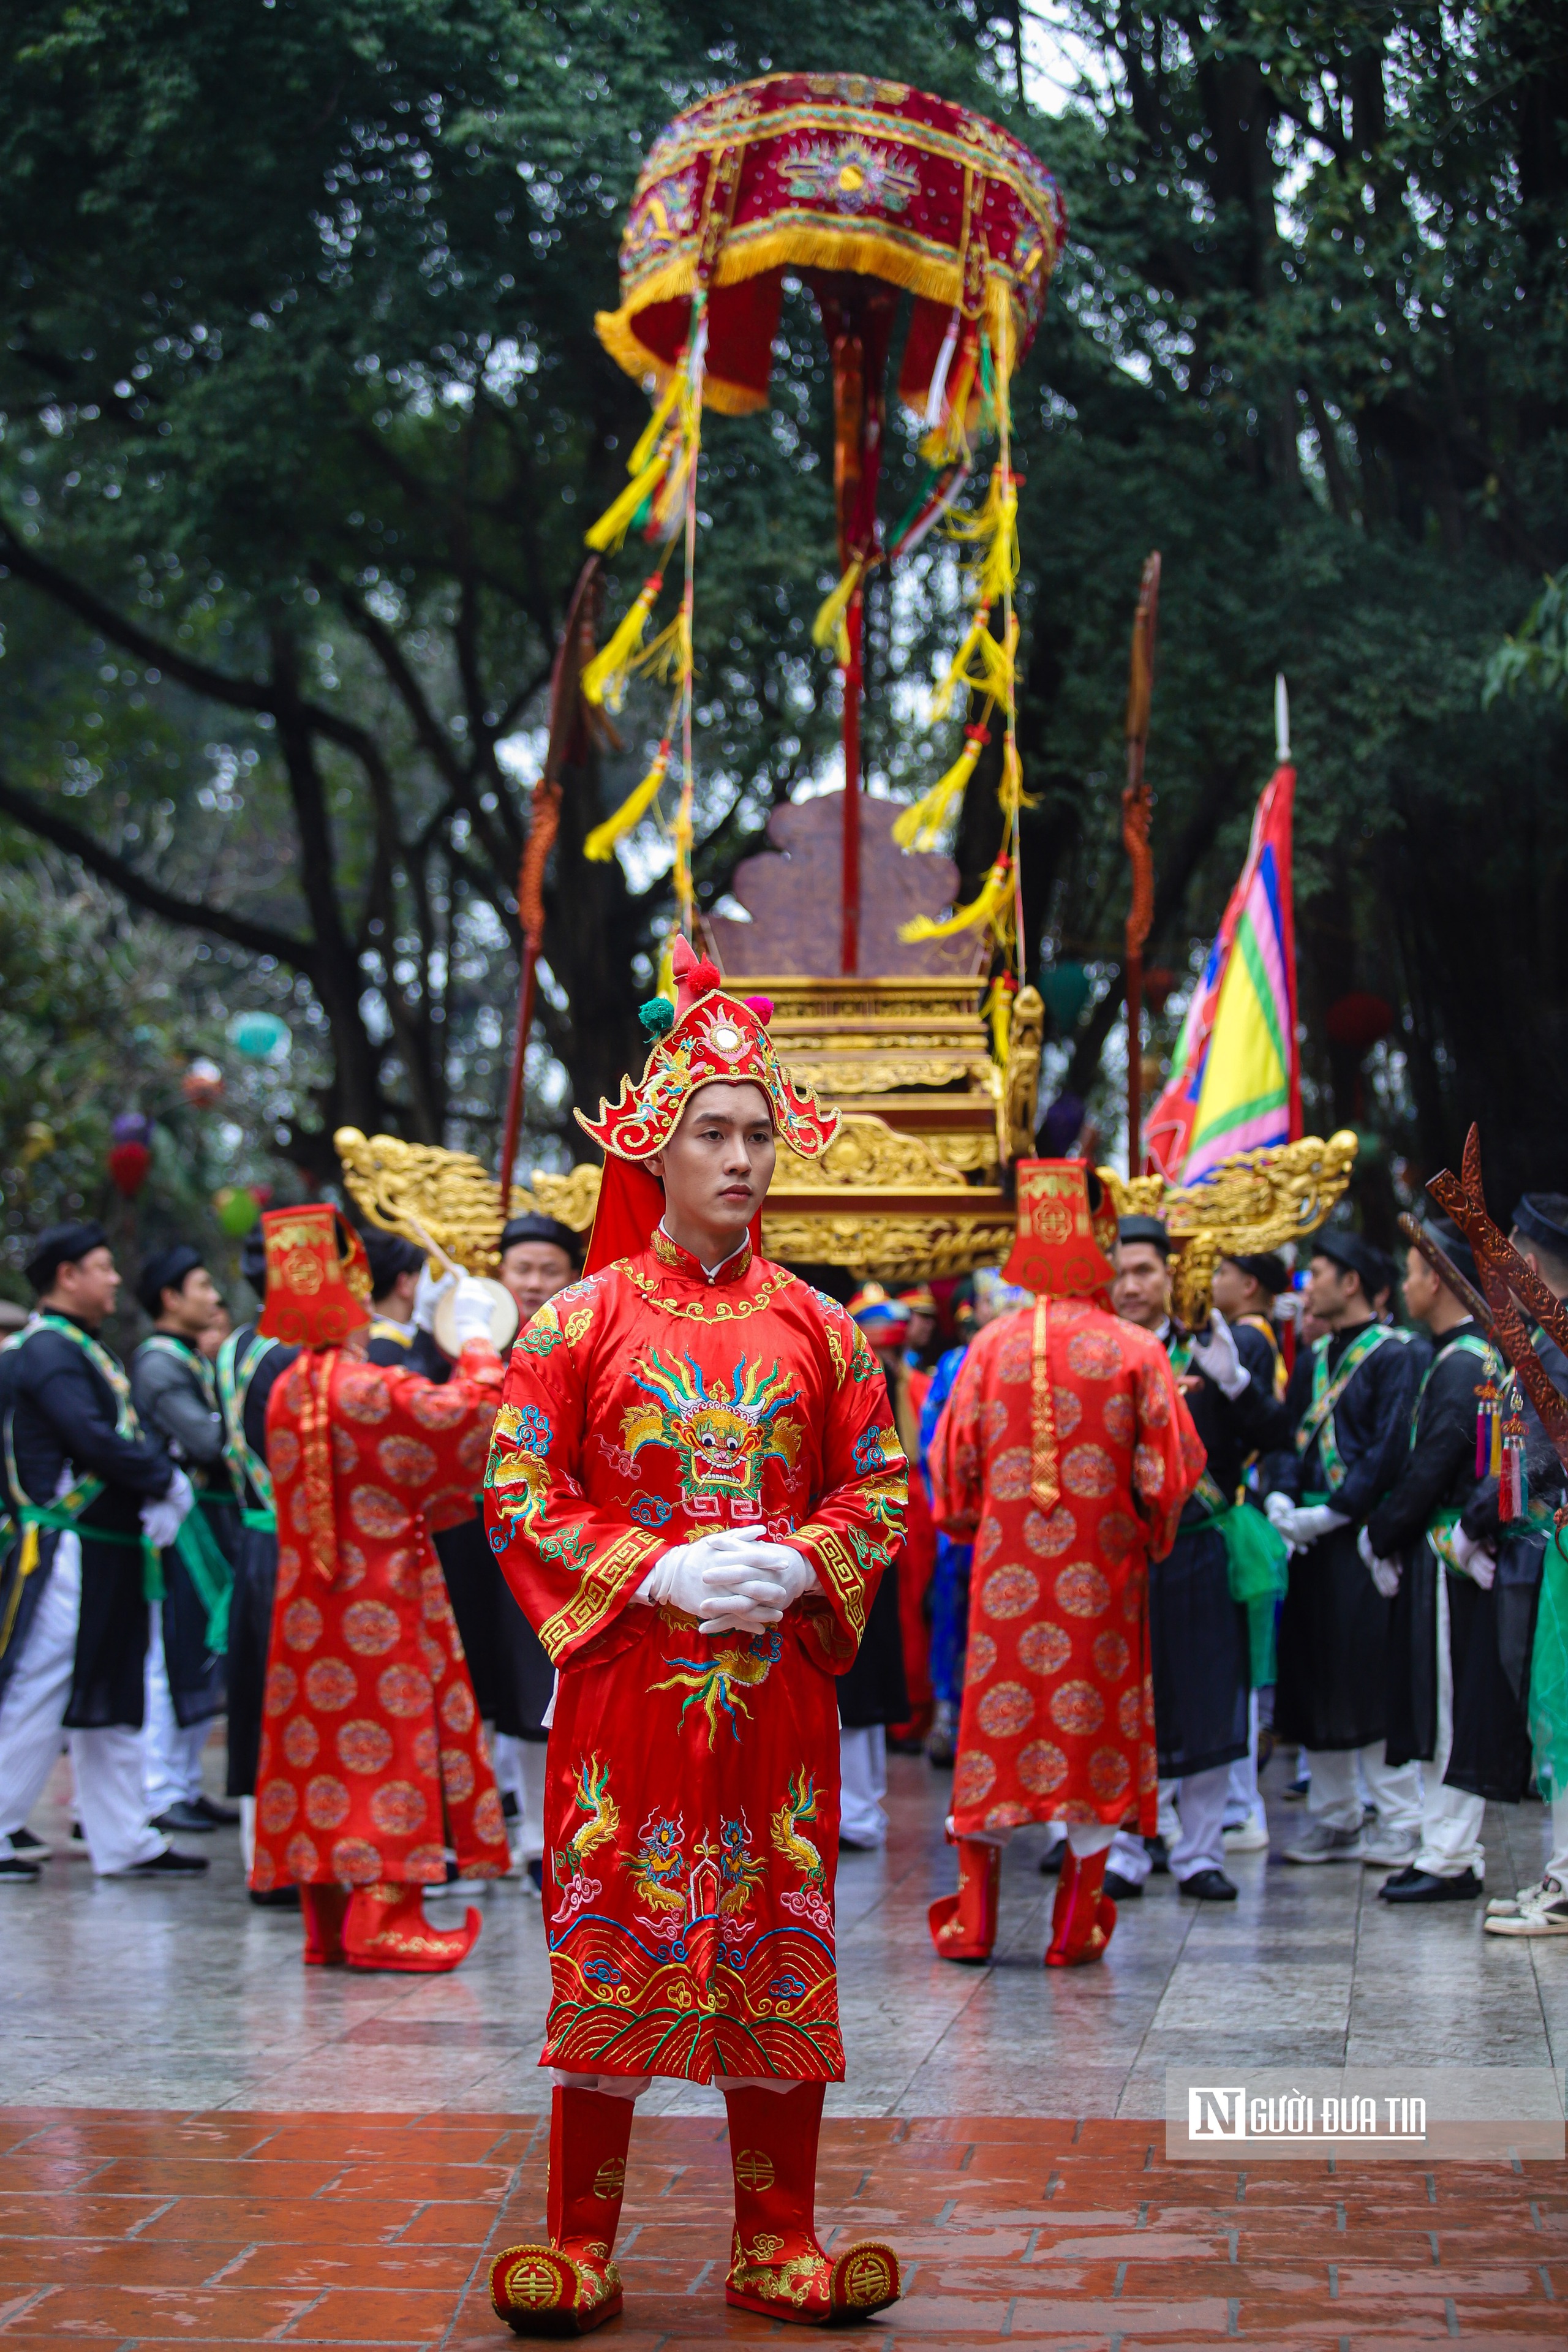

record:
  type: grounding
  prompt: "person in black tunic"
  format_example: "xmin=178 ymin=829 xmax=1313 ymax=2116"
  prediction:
xmin=1262 ymin=1227 xmax=1427 ymax=1866
xmin=131 ymin=1245 xmax=238 ymax=1835
xmin=1471 ymin=1194 xmax=1568 ymax=1939
xmin=1363 ymin=1215 xmax=1501 ymax=1902
xmin=0 ymin=1224 xmax=206 ymax=1883
xmin=1111 ymin=1218 xmax=1283 ymax=1901
xmin=214 ymin=1227 xmax=298 ymax=1899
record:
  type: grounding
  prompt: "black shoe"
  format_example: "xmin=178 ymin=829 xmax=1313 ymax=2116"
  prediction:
xmin=1103 ymin=1869 xmax=1143 ymax=1900
xmin=1145 ymin=1834 xmax=1170 ymax=1875
xmin=1378 ymin=1863 xmax=1423 ymax=1894
xmin=1179 ymin=1868 xmax=1238 ymax=1901
xmin=1379 ymin=1866 xmax=1482 ymax=1905
xmin=1281 ymin=1776 xmax=1310 ymax=1803
xmin=123 ymin=1847 xmax=209 ymax=1877
xmin=192 ymin=1795 xmax=240 ymax=1828
xmin=9 ymin=1826 xmax=46 ymax=1855
xmin=1038 ymin=1843 xmax=1065 ymax=1875
xmin=249 ymin=1884 xmax=301 ymax=1909
xmin=526 ymin=1857 xmax=545 ymax=1894
xmin=0 ymin=1855 xmax=42 ymax=1885
xmin=500 ymin=1789 xmax=520 ymax=1820
xmin=71 ymin=1820 xmax=85 ymax=1842
xmin=151 ymin=1801 xmax=217 ymax=1835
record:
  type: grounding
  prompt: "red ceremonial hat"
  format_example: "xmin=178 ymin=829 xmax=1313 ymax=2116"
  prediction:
xmin=1003 ymin=1161 xmax=1117 ymax=1300
xmin=577 ymin=937 xmax=838 ymax=1276
xmin=255 ymin=1205 xmax=372 ymax=1349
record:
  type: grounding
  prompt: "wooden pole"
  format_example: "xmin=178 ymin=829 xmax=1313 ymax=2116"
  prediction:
xmin=497 ymin=557 xmax=598 ymax=1218
xmin=1121 ymin=552 xmax=1161 ymax=1175
xmin=840 ymin=587 xmax=863 ymax=976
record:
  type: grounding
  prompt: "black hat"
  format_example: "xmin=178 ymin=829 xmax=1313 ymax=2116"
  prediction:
xmin=361 ymin=1227 xmax=426 ymax=1300
xmin=499 ymin=1213 xmax=581 ymax=1262
xmin=24 ymin=1221 xmax=110 ymax=1295
xmin=239 ymin=1229 xmax=267 ymax=1295
xmin=1117 ymin=1215 xmax=1172 ymax=1258
xmin=1312 ymin=1224 xmax=1392 ymax=1300
xmin=1223 ymin=1250 xmax=1289 ymax=1296
xmin=135 ymin=1245 xmax=205 ymax=1318
xmin=1513 ymin=1193 xmax=1568 ymax=1258
xmin=1414 ymin=1210 xmax=1477 ymax=1294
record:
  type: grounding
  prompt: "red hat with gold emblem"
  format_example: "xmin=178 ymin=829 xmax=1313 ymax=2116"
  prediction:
xmin=1003 ymin=1161 xmax=1117 ymax=1300
xmin=576 ymin=935 xmax=837 ymax=1164
xmin=255 ymin=1205 xmax=372 ymax=1348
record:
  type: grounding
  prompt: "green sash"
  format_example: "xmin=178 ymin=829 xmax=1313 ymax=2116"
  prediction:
xmin=134 ymin=1331 xmax=235 ymax=1648
xmin=1186 ymin=1482 xmax=1291 ymax=1688
xmin=1294 ymin=1323 xmax=1398 ymax=1493
xmin=1529 ymin=1524 xmax=1568 ymax=1803
xmin=216 ymin=1329 xmax=276 ymax=1523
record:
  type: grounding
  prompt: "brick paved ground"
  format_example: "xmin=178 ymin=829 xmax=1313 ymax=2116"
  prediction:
xmin=1 ymin=2108 xmax=1562 ymax=2348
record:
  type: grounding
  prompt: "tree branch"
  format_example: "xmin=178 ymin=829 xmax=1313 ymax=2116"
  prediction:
xmin=0 ymin=766 xmax=314 ymax=965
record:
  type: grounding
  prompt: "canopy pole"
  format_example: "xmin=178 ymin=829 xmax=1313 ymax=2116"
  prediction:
xmin=1121 ymin=551 xmax=1161 ymax=1175
xmin=841 ymin=590 xmax=863 ymax=976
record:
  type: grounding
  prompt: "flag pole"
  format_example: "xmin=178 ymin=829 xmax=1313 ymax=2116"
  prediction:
xmin=1121 ymin=554 xmax=1161 ymax=1173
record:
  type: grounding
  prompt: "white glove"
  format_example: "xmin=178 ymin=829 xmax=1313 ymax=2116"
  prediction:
xmin=448 ymin=1276 xmax=499 ymax=1351
xmin=1450 ymin=1523 xmax=1497 ymax=1590
xmin=413 ymin=1262 xmax=457 ymax=1335
xmin=704 ymin=1533 xmax=820 ymax=1619
xmin=141 ymin=1466 xmax=195 ymax=1551
xmin=1276 ymin=1502 xmax=1349 ymax=1548
xmin=1357 ymin=1523 xmax=1401 ymax=1599
xmin=1264 ymin=1491 xmax=1296 ymax=1529
xmin=636 ymin=1534 xmax=758 ymax=1630
xmin=1188 ymin=1311 xmax=1249 ymax=1400
xmin=635 ymin=1533 xmax=815 ymax=1635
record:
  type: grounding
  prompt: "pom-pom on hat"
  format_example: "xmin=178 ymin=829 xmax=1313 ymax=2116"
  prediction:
xmin=577 ymin=934 xmax=838 ymax=1165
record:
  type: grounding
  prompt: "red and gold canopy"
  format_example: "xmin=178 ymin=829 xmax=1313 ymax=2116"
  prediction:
xmin=597 ymin=72 xmax=1067 ymax=418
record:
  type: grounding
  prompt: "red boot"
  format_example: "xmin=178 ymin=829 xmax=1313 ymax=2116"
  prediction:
xmin=723 ymin=2082 xmax=902 ymax=2324
xmin=1044 ymin=1847 xmax=1117 ymax=1967
xmin=490 ymin=2086 xmax=631 ymax=2337
xmin=927 ymin=1838 xmax=999 ymax=1963
xmin=342 ymin=1882 xmax=481 ymax=1973
xmin=300 ymin=1883 xmax=349 ymax=1967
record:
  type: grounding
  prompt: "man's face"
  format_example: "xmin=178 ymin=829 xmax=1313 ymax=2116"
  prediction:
xmin=651 ymin=1082 xmax=776 ymax=1242
xmin=163 ymin=1265 xmax=222 ymax=1337
xmin=1113 ymin=1241 xmax=1170 ymax=1330
xmin=49 ymin=1246 xmax=121 ymax=1328
xmin=500 ymin=1241 xmax=576 ymax=1320
xmin=905 ymin=1308 xmax=935 ymax=1352
xmin=1305 ymin=1254 xmax=1362 ymax=1325
xmin=1212 ymin=1259 xmax=1262 ymax=1321
xmin=1401 ymin=1244 xmax=1444 ymax=1327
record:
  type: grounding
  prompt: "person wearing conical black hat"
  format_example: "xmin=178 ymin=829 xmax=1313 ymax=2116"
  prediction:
xmin=1259 ymin=1224 xmax=1428 ymax=1869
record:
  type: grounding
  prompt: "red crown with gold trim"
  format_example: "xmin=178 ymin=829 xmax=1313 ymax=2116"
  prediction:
xmin=1003 ymin=1161 xmax=1118 ymax=1298
xmin=255 ymin=1205 xmax=372 ymax=1348
xmin=576 ymin=937 xmax=839 ymax=1164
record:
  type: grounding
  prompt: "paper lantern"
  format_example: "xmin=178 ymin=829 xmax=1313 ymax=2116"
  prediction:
xmin=20 ymin=1120 xmax=56 ymax=1165
xmin=1325 ymin=993 xmax=1395 ymax=1054
xmin=1040 ymin=960 xmax=1091 ymax=1033
xmin=228 ymin=1011 xmax=292 ymax=1063
xmin=111 ymin=1111 xmax=152 ymax=1147
xmin=182 ymin=1058 xmax=225 ymax=1108
xmin=108 ymin=1140 xmax=152 ymax=1198
xmin=214 ymin=1185 xmax=261 ymax=1237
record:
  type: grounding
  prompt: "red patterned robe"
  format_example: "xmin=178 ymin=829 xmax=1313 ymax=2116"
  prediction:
xmin=483 ymin=1232 xmax=906 ymax=2082
xmin=250 ymin=1338 xmax=510 ymax=1893
xmin=929 ymin=1298 xmax=1202 ymax=1839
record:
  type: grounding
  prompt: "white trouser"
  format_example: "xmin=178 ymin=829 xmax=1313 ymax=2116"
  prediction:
xmin=1547 ymin=1790 xmax=1568 ymax=1885
xmin=838 ymin=1724 xmax=887 ymax=1847
xmin=1411 ymin=1570 xmax=1485 ymax=1880
xmin=0 ymin=1536 xmax=163 ymax=1874
xmin=142 ymin=1603 xmax=209 ymax=1814
xmin=1170 ymin=1764 xmax=1232 ymax=1881
xmin=1225 ymin=1692 xmax=1264 ymax=1828
xmin=1305 ymin=1741 xmax=1422 ymax=1836
xmin=967 ymin=1817 xmax=1114 ymax=1860
xmin=239 ymin=1793 xmax=255 ymax=1874
xmin=492 ymin=1731 xmax=547 ymax=1858
xmin=1109 ymin=1774 xmax=1178 ymax=1886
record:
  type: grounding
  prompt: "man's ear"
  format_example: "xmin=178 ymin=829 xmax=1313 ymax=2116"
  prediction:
xmin=647 ymin=1150 xmax=664 ymax=1183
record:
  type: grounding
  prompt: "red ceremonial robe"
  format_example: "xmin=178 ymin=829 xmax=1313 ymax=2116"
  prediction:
xmin=929 ymin=1298 xmax=1202 ymax=1838
xmin=251 ymin=1338 xmax=510 ymax=1893
xmin=483 ymin=1231 xmax=907 ymax=2082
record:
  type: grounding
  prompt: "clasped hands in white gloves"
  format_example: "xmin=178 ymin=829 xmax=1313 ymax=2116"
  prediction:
xmin=1264 ymin=1490 xmax=1349 ymax=1551
xmin=140 ymin=1466 xmax=195 ymax=1551
xmin=1188 ymin=1310 xmax=1250 ymax=1400
xmin=447 ymin=1275 xmax=502 ymax=1351
xmin=636 ymin=1530 xmax=819 ymax=1635
xmin=1355 ymin=1523 xmax=1402 ymax=1599
xmin=1448 ymin=1521 xmax=1498 ymax=1590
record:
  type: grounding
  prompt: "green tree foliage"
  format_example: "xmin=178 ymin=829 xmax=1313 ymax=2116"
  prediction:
xmin=2 ymin=0 xmax=1564 ymax=1243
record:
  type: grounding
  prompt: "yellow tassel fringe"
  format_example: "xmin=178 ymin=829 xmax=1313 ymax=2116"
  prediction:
xmin=892 ymin=723 xmax=990 ymax=851
xmin=581 ymin=571 xmax=665 ymax=710
xmin=584 ymin=453 xmax=670 ymax=554
xmin=899 ymin=856 xmax=1012 ymax=943
xmin=583 ymin=739 xmax=670 ymax=862
xmin=812 ymin=556 xmax=865 ymax=666
xmin=929 ymin=608 xmax=1017 ymax=723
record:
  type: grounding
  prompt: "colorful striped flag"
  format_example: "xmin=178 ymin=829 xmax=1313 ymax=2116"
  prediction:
xmin=1143 ymin=755 xmax=1300 ymax=1180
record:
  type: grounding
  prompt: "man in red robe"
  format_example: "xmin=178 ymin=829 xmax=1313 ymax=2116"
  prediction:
xmin=483 ymin=943 xmax=905 ymax=2337
xmin=248 ymin=1207 xmax=511 ymax=1969
xmin=927 ymin=1162 xmax=1204 ymax=1967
